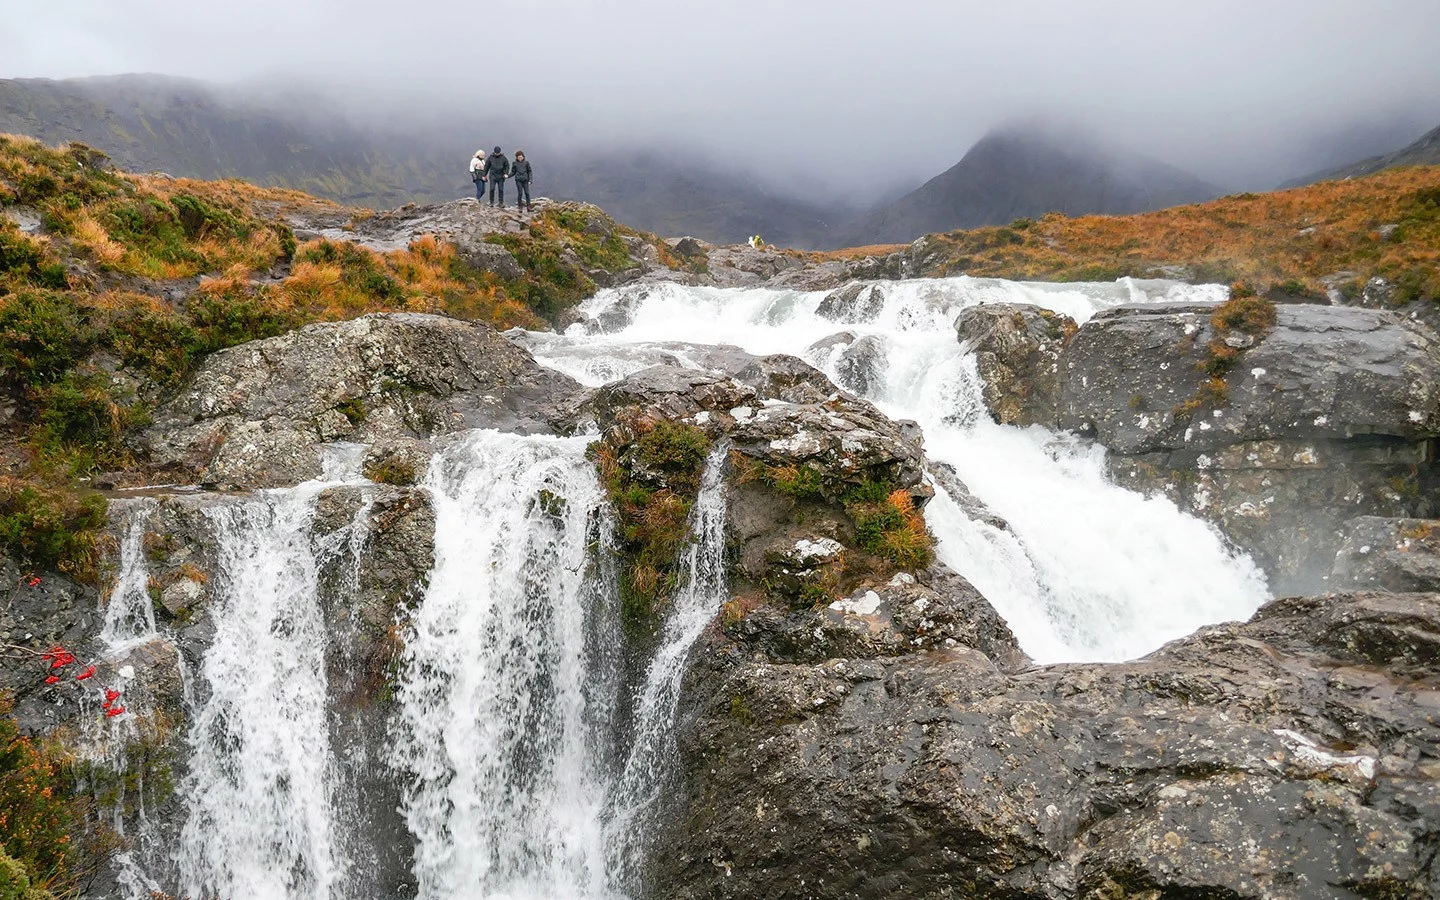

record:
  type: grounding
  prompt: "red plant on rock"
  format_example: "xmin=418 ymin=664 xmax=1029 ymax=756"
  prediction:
xmin=2 ymin=642 xmax=127 ymax=719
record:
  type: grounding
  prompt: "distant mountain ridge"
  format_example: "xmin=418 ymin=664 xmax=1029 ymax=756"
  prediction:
xmin=1 ymin=76 xmax=1229 ymax=250
xmin=1284 ymin=122 xmax=1440 ymax=187
xmin=0 ymin=75 xmax=844 ymax=247
xmin=853 ymin=126 xmax=1222 ymax=245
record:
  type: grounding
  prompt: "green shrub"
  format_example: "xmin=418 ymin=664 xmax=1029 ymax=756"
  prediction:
xmin=0 ymin=479 xmax=107 ymax=579
xmin=0 ymin=291 xmax=93 ymax=386
xmin=104 ymin=306 xmax=199 ymax=386
xmin=187 ymin=289 xmax=303 ymax=353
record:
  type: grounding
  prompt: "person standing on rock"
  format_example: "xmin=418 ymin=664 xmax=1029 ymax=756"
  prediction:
xmin=469 ymin=150 xmax=486 ymax=202
xmin=512 ymin=150 xmax=534 ymax=212
xmin=484 ymin=146 xmax=510 ymax=208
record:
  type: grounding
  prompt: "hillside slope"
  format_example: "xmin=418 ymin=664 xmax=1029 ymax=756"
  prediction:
xmin=1285 ymin=122 xmax=1440 ymax=187
xmin=832 ymin=166 xmax=1440 ymax=305
xmin=854 ymin=126 xmax=1221 ymax=245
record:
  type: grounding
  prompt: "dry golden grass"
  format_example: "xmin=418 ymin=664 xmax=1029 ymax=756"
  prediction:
xmin=828 ymin=166 xmax=1440 ymax=298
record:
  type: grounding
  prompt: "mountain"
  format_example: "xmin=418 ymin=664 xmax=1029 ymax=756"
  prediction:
xmin=1283 ymin=122 xmax=1440 ymax=187
xmin=0 ymin=75 xmax=844 ymax=247
xmin=852 ymin=125 xmax=1222 ymax=246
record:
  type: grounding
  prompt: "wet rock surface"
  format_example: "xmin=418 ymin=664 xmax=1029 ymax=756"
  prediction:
xmin=1042 ymin=302 xmax=1440 ymax=591
xmin=139 ymin=312 xmax=586 ymax=489
xmin=654 ymin=590 xmax=1440 ymax=899
xmin=1333 ymin=517 xmax=1440 ymax=593
xmin=1060 ymin=303 xmax=1440 ymax=454
xmin=955 ymin=302 xmax=1076 ymax=427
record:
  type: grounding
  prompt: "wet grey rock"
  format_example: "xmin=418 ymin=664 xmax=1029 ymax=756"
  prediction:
xmin=1060 ymin=303 xmax=1440 ymax=455
xmin=654 ymin=590 xmax=1440 ymax=899
xmin=139 ymin=313 xmax=585 ymax=488
xmin=361 ymin=437 xmax=431 ymax=486
xmin=671 ymin=236 xmax=708 ymax=259
xmin=456 ymin=241 xmax=523 ymax=281
xmin=702 ymin=246 xmax=807 ymax=289
xmin=1361 ymin=276 xmax=1395 ymax=309
xmin=808 ymin=331 xmax=888 ymax=397
xmin=1061 ymin=303 xmax=1440 ymax=591
xmin=0 ymin=556 xmax=100 ymax=733
xmin=956 ymin=302 xmax=1075 ymax=427
xmin=728 ymin=395 xmax=926 ymax=492
xmin=816 ymin=281 xmax=887 ymax=323
xmin=1333 ymin=517 xmax=1440 ymax=593
xmin=725 ymin=566 xmax=1025 ymax=669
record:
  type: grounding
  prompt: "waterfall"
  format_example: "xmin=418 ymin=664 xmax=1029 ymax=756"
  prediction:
xmin=525 ymin=274 xmax=1269 ymax=663
xmin=605 ymin=447 xmax=730 ymax=880
xmin=176 ymin=484 xmax=347 ymax=899
xmin=101 ymin=499 xmax=157 ymax=649
xmin=387 ymin=430 xmax=618 ymax=900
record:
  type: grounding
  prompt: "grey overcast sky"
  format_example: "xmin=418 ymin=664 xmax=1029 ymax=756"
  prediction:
xmin=3 ymin=0 xmax=1440 ymax=192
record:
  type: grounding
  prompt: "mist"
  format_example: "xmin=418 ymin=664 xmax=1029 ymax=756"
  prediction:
xmin=4 ymin=0 xmax=1440 ymax=199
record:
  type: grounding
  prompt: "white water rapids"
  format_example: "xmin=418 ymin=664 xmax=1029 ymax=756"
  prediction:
xmin=523 ymin=275 xmax=1269 ymax=663
xmin=100 ymin=274 xmax=1273 ymax=899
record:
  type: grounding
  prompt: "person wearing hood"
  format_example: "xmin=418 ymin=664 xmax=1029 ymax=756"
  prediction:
xmin=468 ymin=150 xmax=486 ymax=201
xmin=512 ymin=150 xmax=534 ymax=212
xmin=483 ymin=146 xmax=510 ymax=207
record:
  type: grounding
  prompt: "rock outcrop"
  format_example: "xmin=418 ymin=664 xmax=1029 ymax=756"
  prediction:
xmin=654 ymin=589 xmax=1440 ymax=899
xmin=955 ymin=302 xmax=1075 ymax=427
xmin=965 ymin=300 xmax=1440 ymax=591
xmin=1333 ymin=517 xmax=1440 ymax=593
xmin=139 ymin=313 xmax=585 ymax=488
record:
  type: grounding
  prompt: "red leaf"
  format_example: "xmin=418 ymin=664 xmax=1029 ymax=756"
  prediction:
xmin=105 ymin=707 xmax=125 ymax=718
xmin=74 ymin=665 xmax=96 ymax=681
xmin=103 ymin=689 xmax=121 ymax=707
xmin=44 ymin=675 xmax=60 ymax=684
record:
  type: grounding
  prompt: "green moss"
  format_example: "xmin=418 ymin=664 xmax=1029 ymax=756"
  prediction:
xmin=636 ymin=421 xmax=711 ymax=492
xmin=335 ymin=396 xmax=367 ymax=425
xmin=363 ymin=457 xmax=416 ymax=486
xmin=591 ymin=419 xmax=713 ymax=636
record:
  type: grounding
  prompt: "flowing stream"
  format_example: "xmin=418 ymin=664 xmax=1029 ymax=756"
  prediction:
xmin=108 ymin=274 xmax=1275 ymax=897
xmin=522 ymin=275 xmax=1270 ymax=663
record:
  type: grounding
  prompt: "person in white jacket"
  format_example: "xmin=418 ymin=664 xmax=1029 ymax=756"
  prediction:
xmin=469 ymin=150 xmax=486 ymax=201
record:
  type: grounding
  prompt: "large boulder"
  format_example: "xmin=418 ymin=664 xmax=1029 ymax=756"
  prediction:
xmin=816 ymin=282 xmax=888 ymax=323
xmin=653 ymin=589 xmax=1440 ymax=899
xmin=1061 ymin=303 xmax=1440 ymax=591
xmin=139 ymin=313 xmax=585 ymax=488
xmin=1060 ymin=303 xmax=1440 ymax=454
xmin=955 ymin=302 xmax=1075 ymax=426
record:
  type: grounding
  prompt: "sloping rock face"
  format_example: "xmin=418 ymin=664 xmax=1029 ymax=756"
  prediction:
xmin=138 ymin=312 xmax=585 ymax=488
xmin=653 ymin=590 xmax=1440 ymax=899
xmin=979 ymin=301 xmax=1440 ymax=591
xmin=955 ymin=303 xmax=1076 ymax=427
xmin=1333 ymin=517 xmax=1440 ymax=593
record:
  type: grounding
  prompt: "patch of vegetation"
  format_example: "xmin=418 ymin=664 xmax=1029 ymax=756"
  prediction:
xmin=590 ymin=416 xmax=712 ymax=636
xmin=0 ymin=695 xmax=90 ymax=897
xmin=844 ymin=484 xmax=934 ymax=570
xmin=363 ymin=456 xmax=417 ymax=486
xmin=1174 ymin=290 xmax=1276 ymax=422
xmin=813 ymin=165 xmax=1440 ymax=296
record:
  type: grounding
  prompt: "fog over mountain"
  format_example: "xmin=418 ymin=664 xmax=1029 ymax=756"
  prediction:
xmin=3 ymin=0 xmax=1439 ymax=204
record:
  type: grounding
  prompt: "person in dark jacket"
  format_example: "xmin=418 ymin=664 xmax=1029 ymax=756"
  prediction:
xmin=484 ymin=146 xmax=510 ymax=207
xmin=512 ymin=151 xmax=533 ymax=212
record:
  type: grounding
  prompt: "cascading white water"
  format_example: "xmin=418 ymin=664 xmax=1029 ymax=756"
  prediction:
xmin=101 ymin=499 xmax=158 ymax=649
xmin=605 ymin=447 xmax=729 ymax=879
xmin=176 ymin=484 xmax=347 ymax=899
xmin=523 ymin=275 xmax=1270 ymax=663
xmin=388 ymin=430 xmax=618 ymax=900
